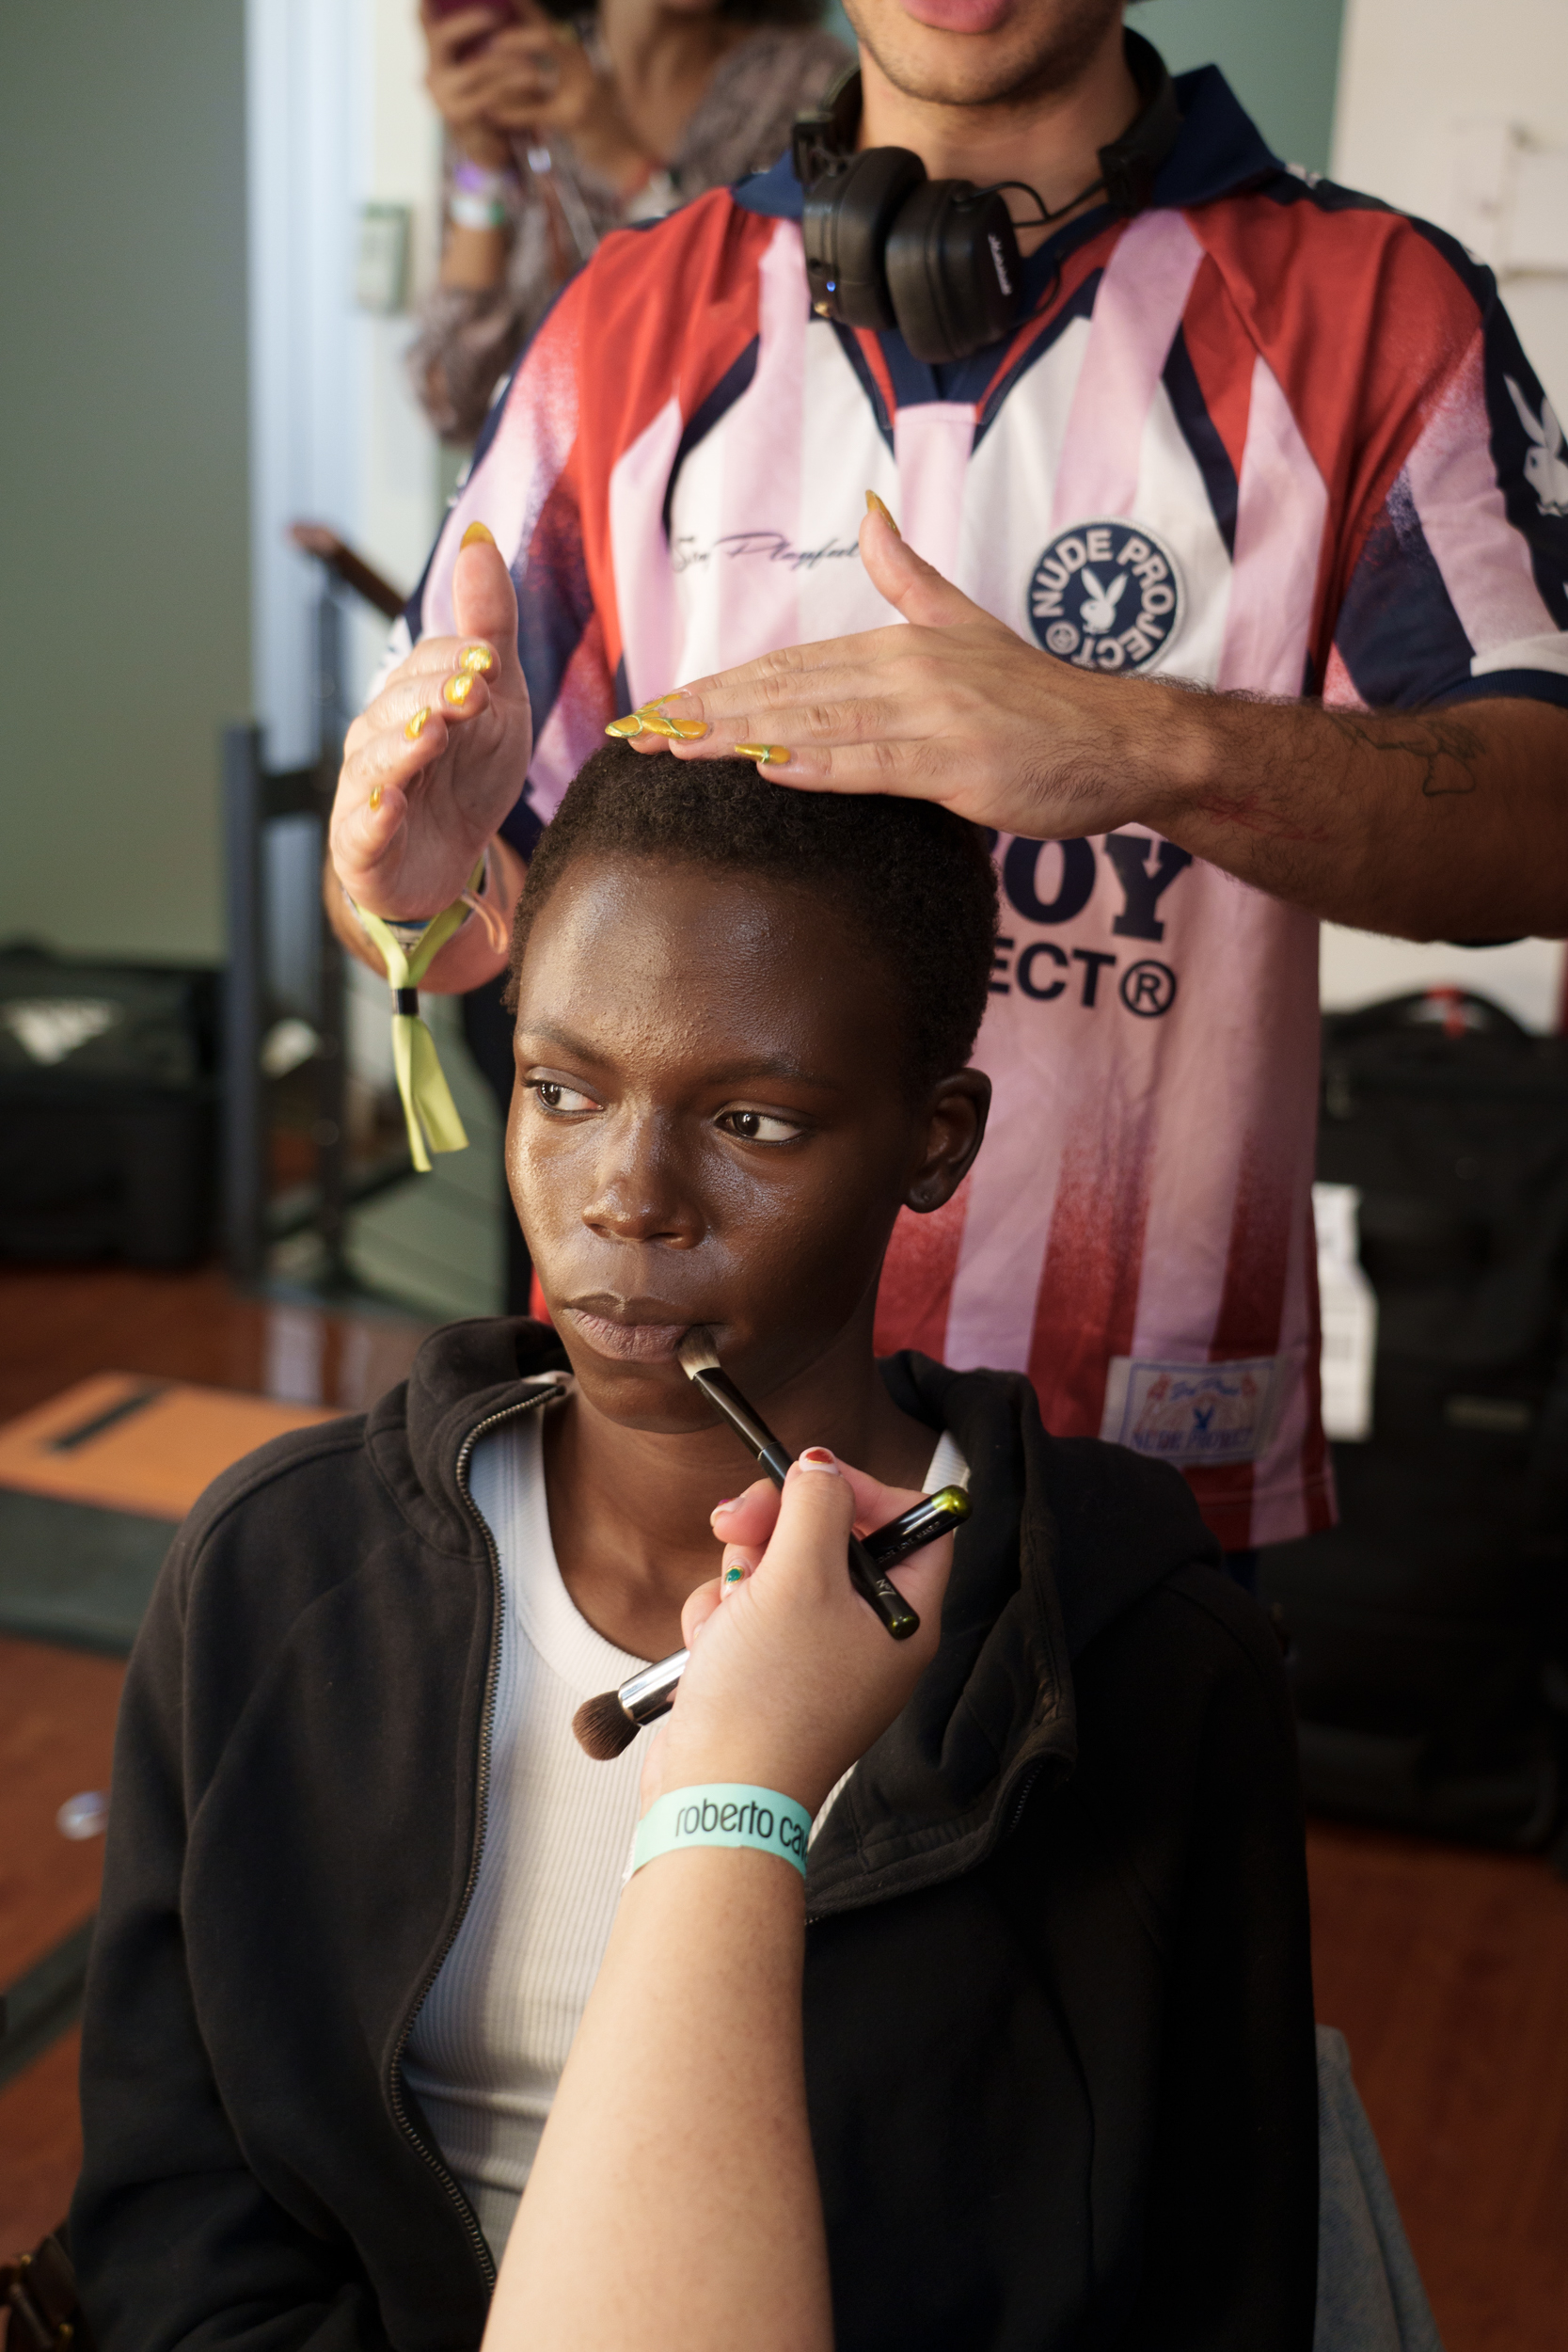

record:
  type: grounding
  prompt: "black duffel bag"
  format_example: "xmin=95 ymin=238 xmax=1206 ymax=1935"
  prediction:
xmin=1259 ymin=989 xmax=1568 ymax=1850
xmin=0 ymin=943 xmax=219 ymax=1267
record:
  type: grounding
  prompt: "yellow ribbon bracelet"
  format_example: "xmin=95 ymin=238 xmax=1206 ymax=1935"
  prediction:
xmin=350 ymin=859 xmax=486 ymax=1172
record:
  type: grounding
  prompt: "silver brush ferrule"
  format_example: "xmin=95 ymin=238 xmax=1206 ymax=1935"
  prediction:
xmin=618 ymin=1647 xmax=689 ymax=1725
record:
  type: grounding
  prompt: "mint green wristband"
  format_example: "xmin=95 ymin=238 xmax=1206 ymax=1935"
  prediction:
xmin=632 ymin=1785 xmax=812 ymax=1879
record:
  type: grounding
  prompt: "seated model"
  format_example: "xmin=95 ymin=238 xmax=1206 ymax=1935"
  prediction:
xmin=73 ymin=747 xmax=1318 ymax=2350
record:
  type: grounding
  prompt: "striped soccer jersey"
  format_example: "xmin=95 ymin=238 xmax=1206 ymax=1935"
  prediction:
xmin=406 ymin=64 xmax=1568 ymax=1549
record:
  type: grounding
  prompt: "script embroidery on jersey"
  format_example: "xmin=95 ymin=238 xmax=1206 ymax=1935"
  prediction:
xmin=1027 ymin=521 xmax=1183 ymax=673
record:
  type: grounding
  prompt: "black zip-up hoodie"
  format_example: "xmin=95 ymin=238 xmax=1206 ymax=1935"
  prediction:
xmin=72 ymin=1320 xmax=1317 ymax=2352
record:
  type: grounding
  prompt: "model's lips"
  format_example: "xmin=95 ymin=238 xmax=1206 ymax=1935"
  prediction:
xmin=897 ymin=0 xmax=1014 ymax=29
xmin=562 ymin=1307 xmax=693 ymax=1363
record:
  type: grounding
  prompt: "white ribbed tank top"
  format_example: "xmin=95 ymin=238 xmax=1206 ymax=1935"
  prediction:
xmin=403 ymin=1405 xmax=968 ymax=2259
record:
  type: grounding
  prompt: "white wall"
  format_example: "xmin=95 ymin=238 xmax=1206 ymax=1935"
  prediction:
xmin=246 ymin=0 xmax=443 ymax=769
xmin=1322 ymin=0 xmax=1568 ymax=1031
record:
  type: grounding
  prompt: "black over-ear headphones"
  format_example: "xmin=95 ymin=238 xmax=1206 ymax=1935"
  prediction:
xmin=792 ymin=30 xmax=1180 ymax=365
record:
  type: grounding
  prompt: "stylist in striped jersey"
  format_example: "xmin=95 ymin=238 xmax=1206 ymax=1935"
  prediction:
xmin=330 ymin=0 xmax=1568 ymax=1563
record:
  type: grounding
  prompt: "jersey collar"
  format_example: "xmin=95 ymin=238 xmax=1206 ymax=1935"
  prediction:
xmin=732 ymin=62 xmax=1282 ymax=228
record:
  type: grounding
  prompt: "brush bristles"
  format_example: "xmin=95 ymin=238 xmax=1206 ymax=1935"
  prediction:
xmin=572 ymin=1689 xmax=640 ymax=1761
xmin=676 ymin=1326 xmax=721 ymax=1379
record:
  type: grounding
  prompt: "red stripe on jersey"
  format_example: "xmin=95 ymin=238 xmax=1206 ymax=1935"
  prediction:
xmin=1190 ymin=194 xmax=1484 ymax=673
xmin=568 ymin=198 xmax=779 ymax=679
xmin=1178 ymin=250 xmax=1255 ymax=488
xmin=1026 ymin=1109 xmax=1154 ymax=1436
xmin=850 ymin=327 xmax=898 ymax=427
xmin=873 ymin=1177 xmax=973 ymax=1362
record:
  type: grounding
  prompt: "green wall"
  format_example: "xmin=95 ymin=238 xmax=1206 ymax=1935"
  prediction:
xmin=0 ymin=0 xmax=249 ymax=965
xmin=1132 ymin=0 xmax=1346 ymax=176
xmin=821 ymin=1 xmax=1348 ymax=182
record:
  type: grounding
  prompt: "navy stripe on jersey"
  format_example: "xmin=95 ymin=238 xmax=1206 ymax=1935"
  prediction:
xmin=973 ymin=270 xmax=1102 ymax=450
xmin=1163 ymin=322 xmax=1238 ymax=557
xmin=1334 ymin=470 xmax=1478 ymax=708
xmin=661 ymin=338 xmax=760 ymax=537
xmin=1432 ymin=667 xmax=1568 ymax=712
xmin=517 ymin=476 xmax=594 ymax=738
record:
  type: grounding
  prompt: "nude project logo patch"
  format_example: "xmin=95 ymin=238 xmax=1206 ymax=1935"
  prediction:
xmin=1027 ymin=520 xmax=1182 ymax=673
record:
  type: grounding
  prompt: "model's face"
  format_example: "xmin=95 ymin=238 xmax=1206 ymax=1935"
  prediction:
xmin=508 ymin=856 xmax=981 ymax=1432
xmin=847 ymin=0 xmax=1120 ymax=110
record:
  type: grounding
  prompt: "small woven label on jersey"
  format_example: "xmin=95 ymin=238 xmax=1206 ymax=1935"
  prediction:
xmin=1101 ymin=1355 xmax=1279 ymax=1465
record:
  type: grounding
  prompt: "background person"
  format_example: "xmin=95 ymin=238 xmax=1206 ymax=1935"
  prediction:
xmin=409 ymin=0 xmax=849 ymax=443
xmin=338 ymin=0 xmax=1568 ymax=1578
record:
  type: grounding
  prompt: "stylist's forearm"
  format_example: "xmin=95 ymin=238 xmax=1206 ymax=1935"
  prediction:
xmin=1137 ymin=689 xmax=1568 ymax=942
xmin=322 ymin=835 xmax=521 ymax=993
xmin=492 ymin=1851 xmax=831 ymax=2352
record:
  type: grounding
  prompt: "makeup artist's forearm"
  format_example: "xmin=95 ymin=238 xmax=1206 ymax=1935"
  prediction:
xmin=491 ymin=1851 xmax=831 ymax=2352
xmin=1140 ymin=692 xmax=1568 ymax=940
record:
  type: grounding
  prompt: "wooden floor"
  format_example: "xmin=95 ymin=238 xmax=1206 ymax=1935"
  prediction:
xmin=2 ymin=1264 xmax=1566 ymax=2348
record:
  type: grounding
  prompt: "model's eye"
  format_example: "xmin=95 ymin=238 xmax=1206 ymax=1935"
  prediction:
xmin=529 ymin=1079 xmax=599 ymax=1115
xmin=718 ymin=1108 xmax=803 ymax=1145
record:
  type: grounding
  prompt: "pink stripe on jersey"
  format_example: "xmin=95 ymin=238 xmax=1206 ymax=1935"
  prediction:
xmin=895 ymin=405 xmax=975 ymax=580
xmin=1050 ymin=211 xmax=1204 ymax=531
xmin=425 ymin=314 xmax=582 ymax=636
xmin=1405 ymin=329 xmax=1557 ymax=662
xmin=1218 ymin=354 xmax=1327 ymax=694
xmin=610 ymin=392 xmax=686 ymax=706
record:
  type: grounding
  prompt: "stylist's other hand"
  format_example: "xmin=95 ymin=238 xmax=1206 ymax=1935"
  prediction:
xmin=636 ymin=501 xmax=1174 ymax=842
xmin=330 ymin=531 xmax=531 ymax=919
xmin=646 ymin=1453 xmax=950 ymax=1819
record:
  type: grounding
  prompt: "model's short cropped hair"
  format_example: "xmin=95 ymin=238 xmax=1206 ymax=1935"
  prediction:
xmin=507 ymin=744 xmax=999 ymax=1097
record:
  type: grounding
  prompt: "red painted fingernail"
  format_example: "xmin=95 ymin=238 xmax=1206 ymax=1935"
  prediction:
xmin=800 ymin=1447 xmax=839 ymax=1473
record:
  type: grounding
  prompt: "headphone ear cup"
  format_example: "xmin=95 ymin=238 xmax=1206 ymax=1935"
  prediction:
xmin=802 ymin=147 xmax=927 ymax=331
xmin=885 ymin=182 xmax=1022 ymax=364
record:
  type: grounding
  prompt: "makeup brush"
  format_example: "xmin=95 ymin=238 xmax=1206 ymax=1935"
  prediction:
xmin=675 ymin=1327 xmax=926 ymax=1641
xmin=571 ymin=1481 xmax=972 ymax=1759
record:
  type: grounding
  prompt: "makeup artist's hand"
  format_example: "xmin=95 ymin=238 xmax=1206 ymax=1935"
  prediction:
xmin=626 ymin=499 xmax=1159 ymax=842
xmin=329 ymin=528 xmax=531 ymax=922
xmin=645 ymin=1453 xmax=949 ymax=1819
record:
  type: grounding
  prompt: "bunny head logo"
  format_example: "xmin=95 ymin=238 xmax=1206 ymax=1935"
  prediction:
xmin=1506 ymin=376 xmax=1568 ymax=517
xmin=1028 ymin=520 xmax=1182 ymax=672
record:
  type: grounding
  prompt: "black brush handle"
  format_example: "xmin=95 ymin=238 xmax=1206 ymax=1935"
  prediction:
xmin=692 ymin=1368 xmax=920 ymax=1640
xmin=862 ymin=1486 xmax=972 ymax=1570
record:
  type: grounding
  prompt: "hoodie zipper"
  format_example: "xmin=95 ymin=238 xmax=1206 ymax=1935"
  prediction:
xmin=385 ymin=1383 xmax=562 ymax=2290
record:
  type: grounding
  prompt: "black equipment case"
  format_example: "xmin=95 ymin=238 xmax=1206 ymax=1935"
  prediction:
xmin=1259 ymin=990 xmax=1568 ymax=1850
xmin=0 ymin=944 xmax=219 ymax=1267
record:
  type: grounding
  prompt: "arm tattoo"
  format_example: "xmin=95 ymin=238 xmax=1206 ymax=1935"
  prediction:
xmin=1324 ymin=709 xmax=1483 ymax=798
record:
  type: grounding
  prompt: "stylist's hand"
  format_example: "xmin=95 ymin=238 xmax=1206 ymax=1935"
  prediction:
xmin=633 ymin=500 xmax=1169 ymax=841
xmin=645 ymin=1452 xmax=951 ymax=1820
xmin=330 ymin=529 xmax=531 ymax=919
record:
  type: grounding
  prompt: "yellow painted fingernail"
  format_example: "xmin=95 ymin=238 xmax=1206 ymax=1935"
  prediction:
xmin=460 ymin=644 xmax=495 ymax=674
xmin=605 ymin=712 xmax=644 ymax=738
xmin=865 ymin=490 xmax=900 ymax=536
xmin=404 ymin=706 xmax=432 ymax=739
xmin=733 ymin=743 xmax=790 ymax=766
xmin=632 ymin=708 xmax=687 ymax=739
xmin=461 ymin=520 xmax=497 ymax=548
xmin=641 ymin=704 xmax=707 ymax=739
xmin=443 ymin=673 xmax=476 ymax=707
xmin=370 ymin=784 xmax=383 ymax=812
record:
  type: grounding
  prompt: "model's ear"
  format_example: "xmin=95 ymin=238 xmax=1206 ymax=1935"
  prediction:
xmin=905 ymin=1070 xmax=990 ymax=1214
